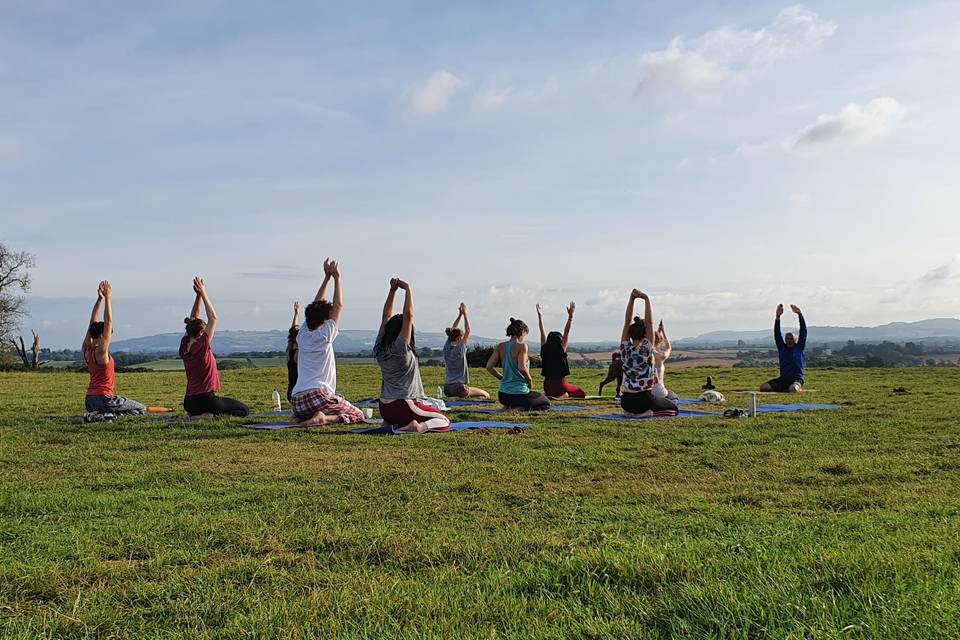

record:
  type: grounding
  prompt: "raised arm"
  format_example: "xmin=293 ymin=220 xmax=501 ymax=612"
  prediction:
xmin=83 ymin=282 xmax=106 ymax=349
xmin=536 ymin=304 xmax=546 ymax=348
xmin=381 ymin=279 xmax=399 ymax=330
xmin=99 ymin=281 xmax=113 ymax=356
xmin=314 ymin=258 xmax=332 ymax=302
xmin=641 ymin=293 xmax=653 ymax=341
xmin=461 ymin=303 xmax=471 ymax=343
xmin=485 ymin=343 xmax=503 ymax=380
xmin=792 ymin=305 xmax=807 ymax=348
xmin=621 ymin=290 xmax=639 ymax=343
xmin=561 ymin=302 xmax=575 ymax=351
xmin=450 ymin=305 xmax=464 ymax=331
xmin=194 ymin=277 xmax=217 ymax=340
xmin=399 ymin=280 xmax=413 ymax=345
xmin=774 ymin=304 xmax=785 ymax=348
xmin=189 ymin=280 xmax=202 ymax=319
xmin=328 ymin=260 xmax=343 ymax=325
xmin=658 ymin=321 xmax=672 ymax=360
xmin=291 ymin=301 xmax=300 ymax=329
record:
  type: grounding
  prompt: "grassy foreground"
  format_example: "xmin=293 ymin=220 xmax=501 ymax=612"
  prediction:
xmin=1 ymin=365 xmax=958 ymax=639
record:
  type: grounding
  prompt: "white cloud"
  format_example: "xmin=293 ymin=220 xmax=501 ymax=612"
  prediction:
xmin=637 ymin=5 xmax=836 ymax=93
xmin=473 ymin=87 xmax=513 ymax=110
xmin=405 ymin=70 xmax=467 ymax=117
xmin=793 ymin=97 xmax=905 ymax=148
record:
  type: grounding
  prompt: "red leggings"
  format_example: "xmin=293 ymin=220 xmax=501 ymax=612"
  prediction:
xmin=379 ymin=399 xmax=451 ymax=431
xmin=543 ymin=378 xmax=586 ymax=398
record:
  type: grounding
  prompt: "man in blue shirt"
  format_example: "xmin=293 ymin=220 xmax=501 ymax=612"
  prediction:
xmin=760 ymin=304 xmax=807 ymax=393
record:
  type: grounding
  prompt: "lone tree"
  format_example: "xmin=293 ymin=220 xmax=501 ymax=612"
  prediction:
xmin=0 ymin=243 xmax=37 ymax=364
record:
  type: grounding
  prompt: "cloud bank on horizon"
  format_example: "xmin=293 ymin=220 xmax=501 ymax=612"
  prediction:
xmin=3 ymin=1 xmax=960 ymax=348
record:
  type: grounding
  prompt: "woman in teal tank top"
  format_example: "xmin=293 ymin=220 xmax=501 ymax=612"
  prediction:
xmin=485 ymin=318 xmax=551 ymax=411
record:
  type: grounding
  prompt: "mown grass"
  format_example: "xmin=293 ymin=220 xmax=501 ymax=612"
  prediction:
xmin=1 ymin=365 xmax=958 ymax=639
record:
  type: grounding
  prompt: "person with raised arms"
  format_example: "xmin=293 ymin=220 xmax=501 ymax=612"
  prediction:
xmin=760 ymin=304 xmax=807 ymax=393
xmin=289 ymin=260 xmax=364 ymax=426
xmin=536 ymin=301 xmax=586 ymax=399
xmin=442 ymin=302 xmax=490 ymax=400
xmin=180 ymin=277 xmax=250 ymax=418
xmin=82 ymin=280 xmax=147 ymax=419
xmin=375 ymin=278 xmax=451 ymax=433
xmin=373 ymin=278 xmax=450 ymax=433
xmin=651 ymin=320 xmax=679 ymax=402
xmin=285 ymin=301 xmax=300 ymax=402
xmin=486 ymin=317 xmax=551 ymax=411
xmin=619 ymin=289 xmax=679 ymax=416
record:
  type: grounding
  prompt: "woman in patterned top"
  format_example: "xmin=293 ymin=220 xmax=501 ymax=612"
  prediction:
xmin=619 ymin=289 xmax=679 ymax=416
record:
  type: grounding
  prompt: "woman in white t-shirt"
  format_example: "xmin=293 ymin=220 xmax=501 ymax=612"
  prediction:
xmin=289 ymin=259 xmax=364 ymax=426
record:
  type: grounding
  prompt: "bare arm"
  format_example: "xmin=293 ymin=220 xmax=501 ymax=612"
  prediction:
xmin=399 ymin=282 xmax=413 ymax=345
xmin=461 ymin=304 xmax=471 ymax=344
xmin=291 ymin=301 xmax=300 ymax=329
xmin=451 ymin=307 xmax=463 ymax=331
xmin=84 ymin=283 xmax=105 ymax=350
xmin=516 ymin=342 xmax=533 ymax=386
xmin=659 ymin=322 xmax=672 ymax=360
xmin=194 ymin=277 xmax=217 ymax=340
xmin=381 ymin=280 xmax=399 ymax=329
xmin=621 ymin=290 xmax=639 ymax=343
xmin=328 ymin=260 xmax=343 ymax=325
xmin=99 ymin=282 xmax=114 ymax=358
xmin=561 ymin=302 xmax=575 ymax=351
xmin=642 ymin=293 xmax=653 ymax=343
xmin=536 ymin=304 xmax=546 ymax=348
xmin=189 ymin=290 xmax=202 ymax=320
xmin=485 ymin=343 xmax=503 ymax=380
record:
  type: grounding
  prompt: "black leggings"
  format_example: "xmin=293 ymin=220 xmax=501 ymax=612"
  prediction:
xmin=184 ymin=392 xmax=250 ymax=417
xmin=498 ymin=391 xmax=551 ymax=411
xmin=286 ymin=361 xmax=298 ymax=401
xmin=620 ymin=391 xmax=678 ymax=414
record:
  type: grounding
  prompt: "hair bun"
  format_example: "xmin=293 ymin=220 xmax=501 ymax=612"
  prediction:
xmin=509 ymin=317 xmax=516 ymax=323
xmin=184 ymin=317 xmax=192 ymax=324
xmin=445 ymin=328 xmax=453 ymax=337
xmin=633 ymin=316 xmax=641 ymax=323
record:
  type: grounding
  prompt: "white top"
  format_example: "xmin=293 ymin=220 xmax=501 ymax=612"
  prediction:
xmin=651 ymin=349 xmax=669 ymax=399
xmin=291 ymin=320 xmax=338 ymax=396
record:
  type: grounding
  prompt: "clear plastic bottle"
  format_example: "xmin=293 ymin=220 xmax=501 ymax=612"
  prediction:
xmin=437 ymin=385 xmax=443 ymax=400
xmin=272 ymin=389 xmax=282 ymax=412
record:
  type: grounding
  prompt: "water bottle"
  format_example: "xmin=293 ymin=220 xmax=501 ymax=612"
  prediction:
xmin=437 ymin=385 xmax=443 ymax=400
xmin=749 ymin=392 xmax=757 ymax=417
xmin=272 ymin=389 xmax=282 ymax=412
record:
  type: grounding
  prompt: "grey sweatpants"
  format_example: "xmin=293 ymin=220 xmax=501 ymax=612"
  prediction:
xmin=85 ymin=395 xmax=147 ymax=416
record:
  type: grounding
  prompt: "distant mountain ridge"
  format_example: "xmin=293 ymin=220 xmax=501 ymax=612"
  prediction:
xmin=110 ymin=318 xmax=960 ymax=354
xmin=112 ymin=329 xmax=501 ymax=354
xmin=675 ymin=318 xmax=960 ymax=347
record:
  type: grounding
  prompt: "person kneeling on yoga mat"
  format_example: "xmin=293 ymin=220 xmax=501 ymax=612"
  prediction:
xmin=375 ymin=278 xmax=450 ymax=433
xmin=289 ymin=259 xmax=364 ymax=426
xmin=536 ymin=301 xmax=586 ymax=399
xmin=442 ymin=302 xmax=490 ymax=400
xmin=486 ymin=318 xmax=551 ymax=411
xmin=82 ymin=281 xmax=147 ymax=419
xmin=759 ymin=304 xmax=807 ymax=393
xmin=180 ymin=277 xmax=250 ymax=418
xmin=619 ymin=289 xmax=678 ymax=416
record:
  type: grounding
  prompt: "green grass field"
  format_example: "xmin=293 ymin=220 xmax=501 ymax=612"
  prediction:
xmin=1 ymin=365 xmax=958 ymax=638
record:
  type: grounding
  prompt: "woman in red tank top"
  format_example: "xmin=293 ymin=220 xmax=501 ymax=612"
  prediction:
xmin=82 ymin=281 xmax=146 ymax=418
xmin=179 ymin=277 xmax=249 ymax=418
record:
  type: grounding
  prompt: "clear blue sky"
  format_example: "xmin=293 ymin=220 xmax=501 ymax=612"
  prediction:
xmin=5 ymin=1 xmax=960 ymax=348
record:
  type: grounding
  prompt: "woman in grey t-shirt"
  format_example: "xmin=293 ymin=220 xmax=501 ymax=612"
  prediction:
xmin=374 ymin=278 xmax=451 ymax=433
xmin=442 ymin=302 xmax=491 ymax=400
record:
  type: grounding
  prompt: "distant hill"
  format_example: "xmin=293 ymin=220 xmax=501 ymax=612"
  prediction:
xmin=112 ymin=329 xmax=501 ymax=354
xmin=675 ymin=318 xmax=960 ymax=347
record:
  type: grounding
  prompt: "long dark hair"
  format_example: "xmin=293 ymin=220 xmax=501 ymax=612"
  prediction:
xmin=628 ymin=316 xmax=646 ymax=342
xmin=375 ymin=314 xmax=416 ymax=356
xmin=541 ymin=330 xmax=569 ymax=377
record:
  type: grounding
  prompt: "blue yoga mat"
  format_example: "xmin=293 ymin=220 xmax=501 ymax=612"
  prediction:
xmin=350 ymin=421 xmax=529 ymax=435
xmin=458 ymin=405 xmax=588 ymax=414
xmin=244 ymin=418 xmax=385 ymax=430
xmin=590 ymin=410 xmax=719 ymax=421
xmin=757 ymin=403 xmax=840 ymax=412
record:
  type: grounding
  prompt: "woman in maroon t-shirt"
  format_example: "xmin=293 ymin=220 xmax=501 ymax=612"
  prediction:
xmin=179 ymin=277 xmax=249 ymax=417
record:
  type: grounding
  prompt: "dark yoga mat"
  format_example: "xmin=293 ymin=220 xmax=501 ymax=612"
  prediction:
xmin=350 ymin=421 xmax=529 ymax=435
